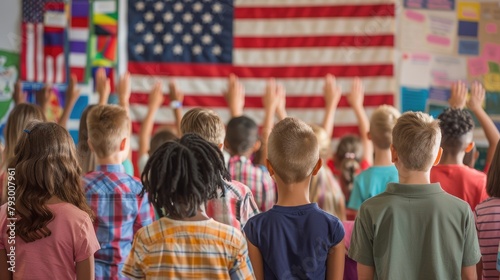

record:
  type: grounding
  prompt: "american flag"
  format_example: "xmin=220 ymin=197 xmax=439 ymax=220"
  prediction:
xmin=21 ymin=0 xmax=66 ymax=84
xmin=127 ymin=0 xmax=395 ymax=174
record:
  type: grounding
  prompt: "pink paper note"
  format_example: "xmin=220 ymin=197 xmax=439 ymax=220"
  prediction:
xmin=405 ymin=10 xmax=425 ymax=22
xmin=483 ymin=43 xmax=500 ymax=62
xmin=486 ymin=23 xmax=498 ymax=34
xmin=426 ymin=35 xmax=451 ymax=46
xmin=467 ymin=57 xmax=489 ymax=77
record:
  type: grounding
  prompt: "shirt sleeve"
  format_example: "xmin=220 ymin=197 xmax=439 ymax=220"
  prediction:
xmin=133 ymin=194 xmax=155 ymax=234
xmin=347 ymin=176 xmax=363 ymax=211
xmin=329 ymin=218 xmax=345 ymax=248
xmin=122 ymin=232 xmax=147 ymax=280
xmin=229 ymin=233 xmax=255 ymax=280
xmin=239 ymin=191 xmax=260 ymax=229
xmin=348 ymin=206 xmax=375 ymax=266
xmin=462 ymin=207 xmax=482 ymax=266
xmin=243 ymin=217 xmax=259 ymax=249
xmin=75 ymin=215 xmax=101 ymax=262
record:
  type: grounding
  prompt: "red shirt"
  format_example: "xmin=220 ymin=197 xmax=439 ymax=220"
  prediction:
xmin=430 ymin=164 xmax=489 ymax=210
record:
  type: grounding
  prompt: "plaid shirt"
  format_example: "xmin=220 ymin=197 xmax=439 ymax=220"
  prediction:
xmin=122 ymin=217 xmax=255 ymax=280
xmin=228 ymin=156 xmax=276 ymax=212
xmin=84 ymin=164 xmax=155 ymax=280
xmin=206 ymin=180 xmax=260 ymax=230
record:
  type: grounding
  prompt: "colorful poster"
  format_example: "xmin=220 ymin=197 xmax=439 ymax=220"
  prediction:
xmin=91 ymin=0 xmax=118 ymax=67
xmin=404 ymin=0 xmax=454 ymax=11
xmin=0 ymin=50 xmax=19 ymax=141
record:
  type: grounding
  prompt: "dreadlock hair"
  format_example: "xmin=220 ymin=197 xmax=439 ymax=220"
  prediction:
xmin=141 ymin=133 xmax=228 ymax=219
xmin=437 ymin=108 xmax=474 ymax=155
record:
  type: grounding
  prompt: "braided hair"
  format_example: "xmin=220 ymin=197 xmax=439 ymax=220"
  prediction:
xmin=141 ymin=133 xmax=228 ymax=219
xmin=437 ymin=108 xmax=474 ymax=154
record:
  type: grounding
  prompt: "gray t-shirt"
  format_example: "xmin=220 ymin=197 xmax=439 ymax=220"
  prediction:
xmin=349 ymin=182 xmax=481 ymax=280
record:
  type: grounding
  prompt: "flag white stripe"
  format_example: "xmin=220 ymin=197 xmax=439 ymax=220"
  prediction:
xmin=233 ymin=47 xmax=394 ymax=66
xmin=235 ymin=0 xmax=395 ymax=7
xmin=69 ymin=53 xmax=87 ymax=67
xmin=55 ymin=53 xmax=64 ymax=84
xmin=26 ymin=23 xmax=35 ymax=81
xmin=36 ymin=23 xmax=44 ymax=83
xmin=45 ymin=56 xmax=54 ymax=85
xmin=234 ymin=18 xmax=394 ymax=37
xmin=129 ymin=76 xmax=395 ymax=96
xmin=68 ymin=28 xmax=90 ymax=41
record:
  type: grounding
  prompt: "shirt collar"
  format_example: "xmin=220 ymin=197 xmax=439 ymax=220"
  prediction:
xmin=96 ymin=164 xmax=125 ymax=173
xmin=385 ymin=182 xmax=444 ymax=196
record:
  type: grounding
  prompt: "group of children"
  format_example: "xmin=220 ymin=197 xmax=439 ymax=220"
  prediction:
xmin=0 ymin=70 xmax=499 ymax=280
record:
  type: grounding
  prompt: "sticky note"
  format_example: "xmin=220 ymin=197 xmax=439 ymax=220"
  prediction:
xmin=486 ymin=23 xmax=498 ymax=34
xmin=483 ymin=43 xmax=500 ymax=62
xmin=459 ymin=39 xmax=480 ymax=55
xmin=489 ymin=62 xmax=500 ymax=73
xmin=458 ymin=21 xmax=479 ymax=37
xmin=484 ymin=73 xmax=500 ymax=91
xmin=429 ymin=87 xmax=451 ymax=102
xmin=405 ymin=10 xmax=425 ymax=22
xmin=426 ymin=35 xmax=451 ymax=46
xmin=457 ymin=2 xmax=481 ymax=21
xmin=467 ymin=57 xmax=489 ymax=77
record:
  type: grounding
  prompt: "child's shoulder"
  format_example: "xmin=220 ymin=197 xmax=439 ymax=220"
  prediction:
xmin=83 ymin=170 xmax=143 ymax=194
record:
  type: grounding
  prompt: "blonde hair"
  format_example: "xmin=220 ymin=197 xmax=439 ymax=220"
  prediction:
xmin=310 ymin=124 xmax=330 ymax=159
xmin=87 ymin=105 xmax=129 ymax=158
xmin=180 ymin=108 xmax=225 ymax=145
xmin=77 ymin=105 xmax=97 ymax=173
xmin=392 ymin=111 xmax=441 ymax=171
xmin=370 ymin=105 xmax=401 ymax=149
xmin=268 ymin=117 xmax=319 ymax=184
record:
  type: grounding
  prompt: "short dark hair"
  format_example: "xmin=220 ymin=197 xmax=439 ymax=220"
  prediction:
xmin=487 ymin=140 xmax=500 ymax=197
xmin=149 ymin=129 xmax=178 ymax=156
xmin=225 ymin=116 xmax=259 ymax=155
xmin=437 ymin=108 xmax=474 ymax=155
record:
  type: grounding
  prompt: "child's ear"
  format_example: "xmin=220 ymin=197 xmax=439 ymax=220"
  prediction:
xmin=390 ymin=144 xmax=398 ymax=163
xmin=465 ymin=142 xmax=475 ymax=153
xmin=218 ymin=143 xmax=224 ymax=151
xmin=367 ymin=131 xmax=372 ymax=140
xmin=312 ymin=158 xmax=322 ymax=176
xmin=252 ymin=139 xmax=262 ymax=153
xmin=265 ymin=159 xmax=274 ymax=176
xmin=119 ymin=137 xmax=127 ymax=151
xmin=433 ymin=147 xmax=443 ymax=166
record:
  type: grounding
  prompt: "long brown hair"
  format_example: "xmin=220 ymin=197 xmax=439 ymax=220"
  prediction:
xmin=486 ymin=140 xmax=500 ymax=197
xmin=10 ymin=121 xmax=94 ymax=242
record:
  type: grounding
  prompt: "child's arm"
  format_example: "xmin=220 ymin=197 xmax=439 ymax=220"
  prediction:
xmin=169 ymin=80 xmax=184 ymax=135
xmin=95 ymin=68 xmax=110 ymax=105
xmin=138 ymin=81 xmax=164 ymax=159
xmin=58 ymin=74 xmax=81 ymax=129
xmin=259 ymin=79 xmax=282 ymax=166
xmin=346 ymin=77 xmax=373 ymax=166
xmin=0 ymin=249 xmax=12 ymax=280
xmin=357 ymin=263 xmax=375 ymax=280
xmin=36 ymin=85 xmax=51 ymax=116
xmin=224 ymin=73 xmax=245 ymax=118
xmin=13 ymin=80 xmax=26 ymax=105
xmin=276 ymin=82 xmax=287 ymax=121
xmin=76 ymin=256 xmax=95 ymax=280
xmin=326 ymin=240 xmax=345 ymax=280
xmin=246 ymin=238 xmax=264 ymax=280
xmin=448 ymin=81 xmax=467 ymax=109
xmin=461 ymin=265 xmax=477 ymax=280
xmin=322 ymin=74 xmax=342 ymax=140
xmin=117 ymin=72 xmax=131 ymax=115
xmin=467 ymin=82 xmax=500 ymax=168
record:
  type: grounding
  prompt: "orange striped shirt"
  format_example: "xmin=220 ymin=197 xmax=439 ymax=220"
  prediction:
xmin=122 ymin=217 xmax=255 ymax=279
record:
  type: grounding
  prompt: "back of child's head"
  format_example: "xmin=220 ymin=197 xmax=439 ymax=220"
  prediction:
xmin=486 ymin=140 xmax=500 ymax=197
xmin=370 ymin=105 xmax=401 ymax=149
xmin=225 ymin=116 xmax=259 ymax=155
xmin=180 ymin=108 xmax=225 ymax=145
xmin=87 ymin=105 xmax=129 ymax=158
xmin=77 ymin=104 xmax=96 ymax=173
xmin=392 ymin=111 xmax=441 ymax=171
xmin=11 ymin=121 xmax=93 ymax=242
xmin=150 ymin=128 xmax=178 ymax=156
xmin=335 ymin=135 xmax=363 ymax=188
xmin=268 ymin=117 xmax=319 ymax=184
xmin=437 ymin=108 xmax=474 ymax=155
xmin=310 ymin=124 xmax=331 ymax=160
xmin=2 ymin=104 xmax=45 ymax=169
xmin=141 ymin=133 xmax=225 ymax=219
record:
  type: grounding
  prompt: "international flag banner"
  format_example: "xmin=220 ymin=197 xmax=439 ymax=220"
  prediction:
xmin=21 ymin=0 xmax=65 ymax=83
xmin=43 ymin=2 xmax=66 ymax=84
xmin=69 ymin=1 xmax=90 ymax=82
xmin=127 ymin=0 xmax=396 ymax=174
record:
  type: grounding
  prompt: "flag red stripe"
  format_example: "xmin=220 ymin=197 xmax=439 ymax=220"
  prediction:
xmin=129 ymin=93 xmax=394 ymax=108
xmin=234 ymin=35 xmax=394 ymax=48
xmin=128 ymin=62 xmax=393 ymax=78
xmin=21 ymin=24 xmax=27 ymax=81
xmin=70 ymin=67 xmax=86 ymax=82
xmin=71 ymin=17 xmax=89 ymax=28
xmin=234 ymin=4 xmax=395 ymax=19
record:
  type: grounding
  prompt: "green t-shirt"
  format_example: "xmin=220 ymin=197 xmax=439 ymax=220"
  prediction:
xmin=122 ymin=158 xmax=134 ymax=177
xmin=348 ymin=182 xmax=481 ymax=280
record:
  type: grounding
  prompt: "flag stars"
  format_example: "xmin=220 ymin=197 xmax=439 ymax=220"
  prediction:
xmin=173 ymin=2 xmax=183 ymax=12
xmin=192 ymin=44 xmax=202 ymax=55
xmin=182 ymin=34 xmax=193 ymax=44
xmin=153 ymin=43 xmax=163 ymax=54
xmin=173 ymin=23 xmax=183 ymax=33
xmin=135 ymin=22 xmax=145 ymax=33
xmin=163 ymin=33 xmax=173 ymax=43
xmin=154 ymin=1 xmax=164 ymax=12
xmin=211 ymin=23 xmax=222 ymax=34
xmin=212 ymin=45 xmax=222 ymax=55
xmin=183 ymin=12 xmax=193 ymax=23
xmin=163 ymin=11 xmax=173 ymax=22
xmin=144 ymin=11 xmax=154 ymax=22
xmin=135 ymin=1 xmax=145 ymax=11
xmin=192 ymin=23 xmax=203 ymax=34
xmin=135 ymin=43 xmax=144 ymax=54
xmin=202 ymin=13 xmax=212 ymax=24
xmin=143 ymin=32 xmax=154 ymax=44
xmin=212 ymin=3 xmax=223 ymax=13
xmin=201 ymin=34 xmax=212 ymax=44
xmin=154 ymin=22 xmax=164 ymax=33
xmin=173 ymin=44 xmax=183 ymax=55
xmin=193 ymin=2 xmax=203 ymax=12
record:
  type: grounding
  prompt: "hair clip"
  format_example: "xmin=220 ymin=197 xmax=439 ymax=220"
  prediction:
xmin=23 ymin=129 xmax=30 ymax=134
xmin=344 ymin=152 xmax=356 ymax=159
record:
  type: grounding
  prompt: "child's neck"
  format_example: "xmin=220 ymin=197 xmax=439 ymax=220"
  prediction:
xmin=438 ymin=151 xmax=464 ymax=165
xmin=373 ymin=147 xmax=393 ymax=166
xmin=397 ymin=167 xmax=431 ymax=185
xmin=96 ymin=153 xmax=123 ymax=166
xmin=174 ymin=207 xmax=210 ymax=222
xmin=275 ymin=178 xmax=311 ymax=207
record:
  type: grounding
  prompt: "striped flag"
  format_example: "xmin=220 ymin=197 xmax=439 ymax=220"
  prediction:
xmin=21 ymin=0 xmax=66 ymax=84
xmin=69 ymin=0 xmax=90 ymax=82
xmin=127 ymin=0 xmax=395 ymax=172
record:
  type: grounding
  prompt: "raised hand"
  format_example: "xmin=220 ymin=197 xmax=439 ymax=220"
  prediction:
xmin=263 ymin=78 xmax=281 ymax=113
xmin=13 ymin=80 xmax=26 ymax=105
xmin=96 ymin=68 xmax=110 ymax=105
xmin=449 ymin=81 xmax=467 ymax=109
xmin=117 ymin=72 xmax=131 ymax=108
xmin=149 ymin=81 xmax=164 ymax=110
xmin=168 ymin=79 xmax=184 ymax=103
xmin=346 ymin=77 xmax=364 ymax=109
xmin=323 ymin=74 xmax=342 ymax=109
xmin=276 ymin=83 xmax=287 ymax=120
xmin=224 ymin=73 xmax=245 ymax=117
xmin=66 ymin=74 xmax=81 ymax=104
xmin=467 ymin=81 xmax=485 ymax=112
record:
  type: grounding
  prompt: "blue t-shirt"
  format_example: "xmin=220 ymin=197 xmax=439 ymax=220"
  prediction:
xmin=348 ymin=165 xmax=399 ymax=210
xmin=243 ymin=203 xmax=344 ymax=280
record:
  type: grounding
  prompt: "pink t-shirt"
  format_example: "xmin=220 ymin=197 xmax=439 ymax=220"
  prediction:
xmin=0 ymin=202 xmax=100 ymax=279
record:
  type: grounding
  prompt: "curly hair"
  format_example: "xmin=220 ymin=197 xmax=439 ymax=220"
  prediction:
xmin=437 ymin=108 xmax=474 ymax=154
xmin=141 ymin=133 xmax=227 ymax=219
xmin=9 ymin=121 xmax=94 ymax=243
